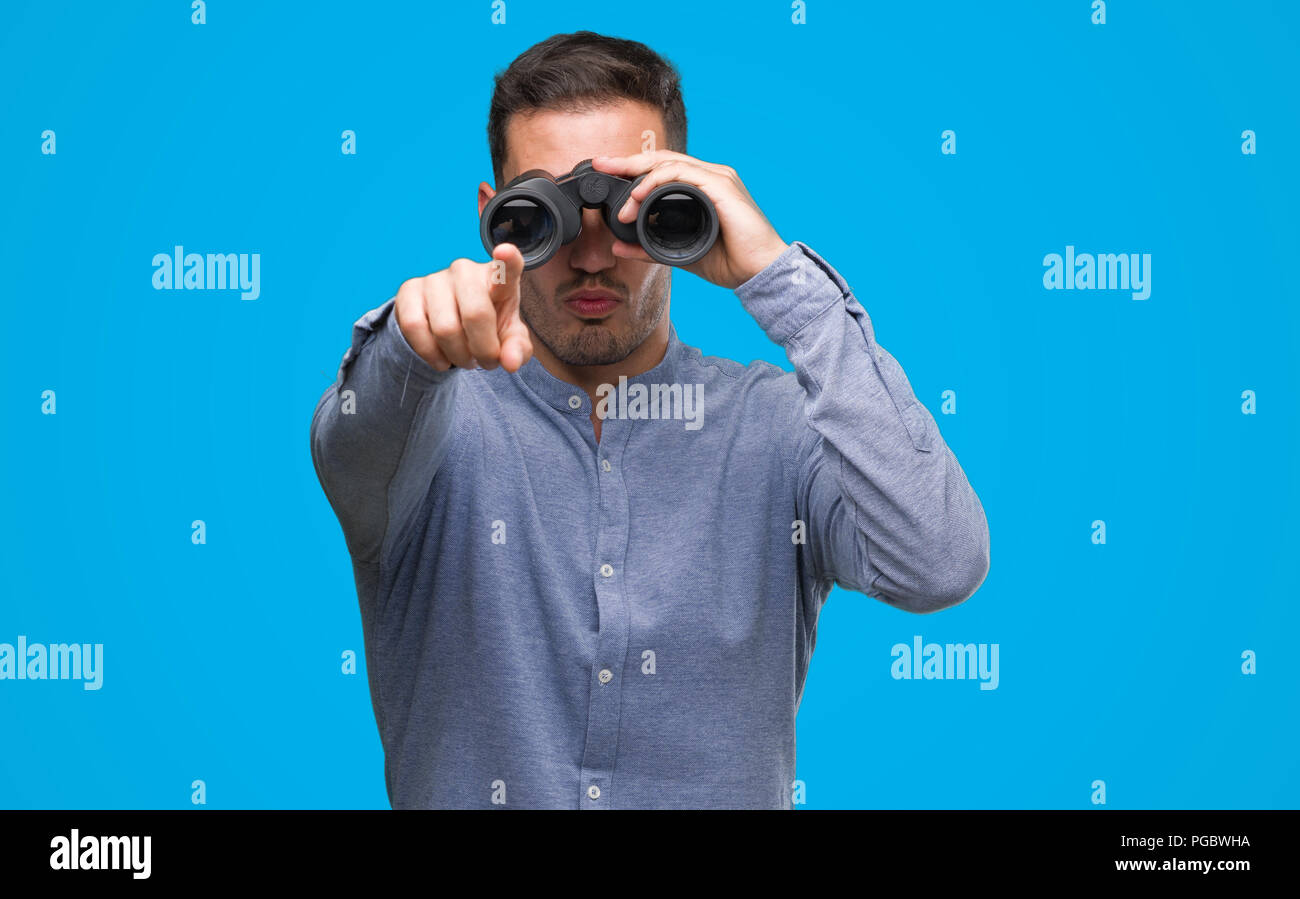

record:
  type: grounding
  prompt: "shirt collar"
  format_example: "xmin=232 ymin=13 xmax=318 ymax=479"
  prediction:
xmin=516 ymin=322 xmax=685 ymax=415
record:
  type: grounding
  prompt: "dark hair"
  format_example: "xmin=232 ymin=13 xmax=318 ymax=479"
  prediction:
xmin=487 ymin=31 xmax=688 ymax=186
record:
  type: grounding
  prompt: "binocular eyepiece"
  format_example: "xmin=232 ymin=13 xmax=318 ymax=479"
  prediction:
xmin=479 ymin=158 xmax=719 ymax=270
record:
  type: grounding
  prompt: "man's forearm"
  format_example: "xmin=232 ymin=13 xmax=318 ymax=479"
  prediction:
xmin=735 ymin=241 xmax=990 ymax=611
xmin=310 ymin=297 xmax=462 ymax=565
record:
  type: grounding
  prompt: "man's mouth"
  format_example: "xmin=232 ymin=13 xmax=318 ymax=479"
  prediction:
xmin=564 ymin=289 xmax=621 ymax=319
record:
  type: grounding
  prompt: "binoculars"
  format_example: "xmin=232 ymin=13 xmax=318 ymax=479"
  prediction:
xmin=479 ymin=158 xmax=719 ymax=270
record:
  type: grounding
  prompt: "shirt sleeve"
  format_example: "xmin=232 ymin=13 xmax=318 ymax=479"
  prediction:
xmin=309 ymin=296 xmax=463 ymax=566
xmin=734 ymin=241 xmax=990 ymax=613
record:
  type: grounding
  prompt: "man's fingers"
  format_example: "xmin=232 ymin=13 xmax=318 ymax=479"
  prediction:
xmin=423 ymin=272 xmax=476 ymax=369
xmin=611 ymin=237 xmax=654 ymax=264
xmin=498 ymin=311 xmax=533 ymax=373
xmin=395 ymin=278 xmax=452 ymax=372
xmin=488 ymin=242 xmax=525 ymax=312
xmin=590 ymin=149 xmax=696 ymax=177
xmin=488 ymin=243 xmax=531 ymax=372
xmin=416 ymin=336 xmax=451 ymax=371
xmin=396 ymin=246 xmax=529 ymax=374
xmin=617 ymin=161 xmax=719 ymax=224
xmin=450 ymin=259 xmax=501 ymax=369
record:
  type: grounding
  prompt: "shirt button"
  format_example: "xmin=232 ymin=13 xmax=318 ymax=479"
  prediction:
xmin=568 ymin=395 xmax=582 ymax=409
xmin=600 ymin=563 xmax=613 ymax=578
xmin=587 ymin=784 xmax=601 ymax=800
xmin=598 ymin=669 xmax=613 ymax=685
xmin=601 ymin=459 xmax=611 ymax=472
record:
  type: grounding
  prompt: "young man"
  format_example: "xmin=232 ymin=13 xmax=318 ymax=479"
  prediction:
xmin=309 ymin=31 xmax=990 ymax=809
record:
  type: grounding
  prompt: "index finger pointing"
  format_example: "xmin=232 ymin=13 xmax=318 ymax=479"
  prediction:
xmin=487 ymin=242 xmax=525 ymax=309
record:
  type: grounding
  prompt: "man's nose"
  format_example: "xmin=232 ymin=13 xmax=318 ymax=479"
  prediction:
xmin=567 ymin=206 xmax=618 ymax=273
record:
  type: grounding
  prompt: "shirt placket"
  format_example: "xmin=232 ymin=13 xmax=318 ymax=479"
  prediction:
xmin=577 ymin=415 xmax=633 ymax=809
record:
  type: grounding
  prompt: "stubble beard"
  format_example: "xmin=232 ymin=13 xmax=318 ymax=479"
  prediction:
xmin=519 ymin=267 xmax=671 ymax=366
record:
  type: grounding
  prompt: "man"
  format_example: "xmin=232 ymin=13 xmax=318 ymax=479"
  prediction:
xmin=309 ymin=31 xmax=990 ymax=809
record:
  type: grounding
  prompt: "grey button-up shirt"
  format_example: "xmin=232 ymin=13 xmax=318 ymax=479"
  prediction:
xmin=309 ymin=240 xmax=990 ymax=809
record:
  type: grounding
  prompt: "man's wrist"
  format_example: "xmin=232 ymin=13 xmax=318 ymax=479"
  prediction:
xmin=733 ymin=241 xmax=852 ymax=345
xmin=736 ymin=239 xmax=792 ymax=286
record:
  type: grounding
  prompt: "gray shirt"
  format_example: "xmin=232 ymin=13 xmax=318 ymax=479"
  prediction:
xmin=309 ymin=240 xmax=990 ymax=809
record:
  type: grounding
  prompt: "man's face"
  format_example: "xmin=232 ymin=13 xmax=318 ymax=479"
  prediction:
xmin=480 ymin=99 xmax=671 ymax=367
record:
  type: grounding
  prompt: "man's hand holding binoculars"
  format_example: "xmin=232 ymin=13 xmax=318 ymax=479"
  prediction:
xmin=479 ymin=149 xmax=789 ymax=289
xmin=590 ymin=150 xmax=789 ymax=290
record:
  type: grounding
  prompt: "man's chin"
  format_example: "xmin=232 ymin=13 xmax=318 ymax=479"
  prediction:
xmin=548 ymin=332 xmax=635 ymax=367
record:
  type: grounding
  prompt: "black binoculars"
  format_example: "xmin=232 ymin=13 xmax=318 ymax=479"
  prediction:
xmin=479 ymin=158 xmax=719 ymax=270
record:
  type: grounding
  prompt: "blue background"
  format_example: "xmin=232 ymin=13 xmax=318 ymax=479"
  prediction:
xmin=1 ymin=0 xmax=1296 ymax=809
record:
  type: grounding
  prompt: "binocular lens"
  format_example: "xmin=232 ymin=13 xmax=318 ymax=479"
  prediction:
xmin=644 ymin=192 xmax=709 ymax=252
xmin=489 ymin=199 xmax=554 ymax=256
xmin=481 ymin=165 xmax=718 ymax=269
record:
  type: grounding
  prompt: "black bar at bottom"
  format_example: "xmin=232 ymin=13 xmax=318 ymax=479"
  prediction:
xmin=0 ymin=809 xmax=1287 ymax=885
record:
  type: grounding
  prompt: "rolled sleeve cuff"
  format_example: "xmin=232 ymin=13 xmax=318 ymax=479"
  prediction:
xmin=332 ymin=297 xmax=455 ymax=394
xmin=733 ymin=240 xmax=854 ymax=345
